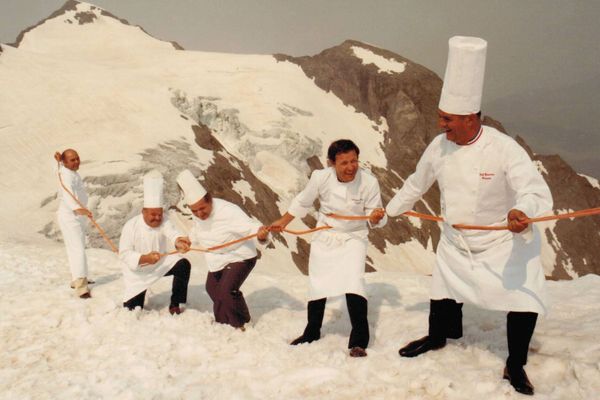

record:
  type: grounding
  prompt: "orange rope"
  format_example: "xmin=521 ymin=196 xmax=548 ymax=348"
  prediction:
xmin=158 ymin=225 xmax=334 ymax=258
xmin=146 ymin=207 xmax=600 ymax=263
xmin=327 ymin=207 xmax=600 ymax=231
xmin=56 ymin=161 xmax=118 ymax=253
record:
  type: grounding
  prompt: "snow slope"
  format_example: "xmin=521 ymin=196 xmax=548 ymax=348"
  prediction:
xmin=0 ymin=1 xmax=407 ymax=271
xmin=0 ymin=242 xmax=599 ymax=399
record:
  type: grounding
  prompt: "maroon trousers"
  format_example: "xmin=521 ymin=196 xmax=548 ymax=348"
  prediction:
xmin=206 ymin=257 xmax=256 ymax=328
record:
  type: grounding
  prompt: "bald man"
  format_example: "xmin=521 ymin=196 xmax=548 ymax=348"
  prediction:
xmin=54 ymin=149 xmax=93 ymax=298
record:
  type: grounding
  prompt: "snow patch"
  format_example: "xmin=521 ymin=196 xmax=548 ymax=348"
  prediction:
xmin=351 ymin=46 xmax=406 ymax=74
xmin=232 ymin=179 xmax=256 ymax=204
xmin=368 ymin=238 xmax=435 ymax=274
xmin=534 ymin=160 xmax=548 ymax=175
xmin=578 ymin=173 xmax=599 ymax=189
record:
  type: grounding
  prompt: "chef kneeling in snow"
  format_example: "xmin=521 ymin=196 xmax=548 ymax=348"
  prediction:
xmin=176 ymin=169 xmax=269 ymax=330
xmin=386 ymin=36 xmax=553 ymax=396
xmin=119 ymin=171 xmax=192 ymax=315
xmin=270 ymin=139 xmax=387 ymax=358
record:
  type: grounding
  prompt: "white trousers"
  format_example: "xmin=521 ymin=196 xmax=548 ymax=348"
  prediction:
xmin=57 ymin=211 xmax=88 ymax=280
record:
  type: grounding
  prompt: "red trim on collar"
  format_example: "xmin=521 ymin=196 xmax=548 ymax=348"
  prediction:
xmin=464 ymin=126 xmax=483 ymax=146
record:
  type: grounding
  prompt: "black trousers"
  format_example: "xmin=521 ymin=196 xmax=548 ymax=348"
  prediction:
xmin=428 ymin=298 xmax=538 ymax=368
xmin=302 ymin=293 xmax=370 ymax=349
xmin=123 ymin=258 xmax=191 ymax=310
xmin=205 ymin=257 xmax=256 ymax=328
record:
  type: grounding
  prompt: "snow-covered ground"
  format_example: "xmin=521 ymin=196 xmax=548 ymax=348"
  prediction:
xmin=1 ymin=239 xmax=599 ymax=400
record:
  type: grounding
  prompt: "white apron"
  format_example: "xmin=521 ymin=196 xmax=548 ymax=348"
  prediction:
xmin=56 ymin=166 xmax=89 ymax=280
xmin=119 ymin=215 xmax=183 ymax=302
xmin=288 ymin=168 xmax=386 ymax=301
xmin=431 ymin=223 xmax=547 ymax=314
xmin=308 ymin=230 xmax=368 ymax=300
xmin=57 ymin=213 xmax=88 ymax=280
xmin=122 ymin=254 xmax=181 ymax=302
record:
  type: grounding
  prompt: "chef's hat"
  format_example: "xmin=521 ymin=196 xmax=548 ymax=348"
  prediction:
xmin=143 ymin=170 xmax=164 ymax=208
xmin=176 ymin=169 xmax=207 ymax=205
xmin=438 ymin=36 xmax=487 ymax=115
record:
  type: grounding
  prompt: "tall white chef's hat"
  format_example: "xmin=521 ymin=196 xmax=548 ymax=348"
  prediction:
xmin=438 ymin=36 xmax=487 ymax=115
xmin=143 ymin=170 xmax=164 ymax=208
xmin=176 ymin=169 xmax=207 ymax=206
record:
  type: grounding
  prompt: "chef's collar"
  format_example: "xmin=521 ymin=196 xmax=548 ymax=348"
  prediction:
xmin=461 ymin=126 xmax=483 ymax=146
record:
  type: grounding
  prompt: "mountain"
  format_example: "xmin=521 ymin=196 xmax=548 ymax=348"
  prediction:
xmin=484 ymin=75 xmax=600 ymax=179
xmin=0 ymin=0 xmax=598 ymax=279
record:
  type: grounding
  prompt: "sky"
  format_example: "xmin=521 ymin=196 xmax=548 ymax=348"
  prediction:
xmin=1 ymin=0 xmax=599 ymax=177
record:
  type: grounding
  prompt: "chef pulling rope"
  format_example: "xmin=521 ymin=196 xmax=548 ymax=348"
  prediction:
xmin=56 ymin=159 xmax=118 ymax=253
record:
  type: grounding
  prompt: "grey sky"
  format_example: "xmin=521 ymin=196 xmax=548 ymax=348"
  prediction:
xmin=2 ymin=0 xmax=599 ymax=177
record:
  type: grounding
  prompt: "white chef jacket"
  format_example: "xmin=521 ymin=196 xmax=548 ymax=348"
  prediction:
xmin=289 ymin=167 xmax=387 ymax=300
xmin=119 ymin=214 xmax=184 ymax=301
xmin=190 ymin=198 xmax=262 ymax=272
xmin=387 ymin=126 xmax=553 ymax=314
xmin=56 ymin=165 xmax=89 ymax=280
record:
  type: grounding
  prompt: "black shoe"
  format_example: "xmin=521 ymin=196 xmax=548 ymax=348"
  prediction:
xmin=503 ymin=366 xmax=534 ymax=396
xmin=290 ymin=333 xmax=320 ymax=345
xmin=169 ymin=306 xmax=183 ymax=315
xmin=398 ymin=335 xmax=446 ymax=358
xmin=349 ymin=347 xmax=367 ymax=357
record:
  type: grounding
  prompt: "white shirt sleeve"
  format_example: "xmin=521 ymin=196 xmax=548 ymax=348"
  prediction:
xmin=225 ymin=203 xmax=271 ymax=248
xmin=288 ymin=170 xmax=322 ymax=218
xmin=386 ymin=141 xmax=438 ymax=217
xmin=232 ymin=206 xmax=263 ymax=237
xmin=119 ymin=220 xmax=143 ymax=271
xmin=365 ymin=178 xmax=388 ymax=228
xmin=505 ymin=142 xmax=553 ymax=218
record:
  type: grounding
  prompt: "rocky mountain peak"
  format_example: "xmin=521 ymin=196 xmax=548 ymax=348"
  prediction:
xmin=8 ymin=0 xmax=183 ymax=53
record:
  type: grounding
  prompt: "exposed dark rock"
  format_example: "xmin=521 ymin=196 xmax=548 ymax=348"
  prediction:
xmin=73 ymin=11 xmax=97 ymax=25
xmin=291 ymin=237 xmax=310 ymax=275
xmin=306 ymin=155 xmax=323 ymax=172
xmin=535 ymin=154 xmax=600 ymax=279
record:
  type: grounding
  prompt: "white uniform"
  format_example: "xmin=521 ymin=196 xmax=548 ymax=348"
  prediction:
xmin=387 ymin=126 xmax=553 ymax=314
xmin=289 ymin=168 xmax=387 ymax=300
xmin=119 ymin=214 xmax=183 ymax=302
xmin=56 ymin=165 xmax=89 ymax=280
xmin=190 ymin=198 xmax=262 ymax=272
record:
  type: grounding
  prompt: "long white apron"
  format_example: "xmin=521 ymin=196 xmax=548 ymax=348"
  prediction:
xmin=308 ymin=230 xmax=367 ymax=300
xmin=432 ymin=224 xmax=547 ymax=314
xmin=122 ymin=254 xmax=181 ymax=302
xmin=57 ymin=211 xmax=88 ymax=280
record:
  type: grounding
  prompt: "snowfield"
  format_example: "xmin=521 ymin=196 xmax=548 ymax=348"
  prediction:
xmin=1 ymin=240 xmax=599 ymax=400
